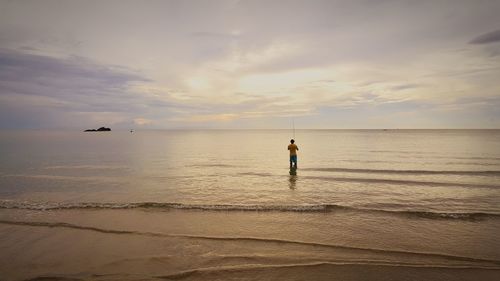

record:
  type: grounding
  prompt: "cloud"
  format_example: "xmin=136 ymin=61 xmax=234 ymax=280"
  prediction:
xmin=469 ymin=29 xmax=500 ymax=44
xmin=0 ymin=48 xmax=148 ymax=97
xmin=389 ymin=84 xmax=421 ymax=91
xmin=0 ymin=49 xmax=166 ymax=128
xmin=0 ymin=49 xmax=322 ymax=129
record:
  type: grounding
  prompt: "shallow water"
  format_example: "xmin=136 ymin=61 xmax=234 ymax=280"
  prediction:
xmin=0 ymin=129 xmax=499 ymax=280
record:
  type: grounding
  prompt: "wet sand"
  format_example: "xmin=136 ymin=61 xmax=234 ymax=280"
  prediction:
xmin=0 ymin=208 xmax=499 ymax=281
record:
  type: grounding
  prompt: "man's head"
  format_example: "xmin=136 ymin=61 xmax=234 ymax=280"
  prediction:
xmin=290 ymin=139 xmax=295 ymax=144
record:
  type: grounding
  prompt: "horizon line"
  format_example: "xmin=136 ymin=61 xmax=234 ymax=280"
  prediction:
xmin=1 ymin=128 xmax=499 ymax=131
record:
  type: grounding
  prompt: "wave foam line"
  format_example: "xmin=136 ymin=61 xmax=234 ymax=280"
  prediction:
xmin=157 ymin=261 xmax=500 ymax=280
xmin=1 ymin=201 xmax=499 ymax=220
xmin=1 ymin=219 xmax=499 ymax=266
xmin=204 ymin=255 xmax=500 ymax=269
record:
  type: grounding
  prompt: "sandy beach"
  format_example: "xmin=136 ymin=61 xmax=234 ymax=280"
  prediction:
xmin=1 ymin=207 xmax=499 ymax=281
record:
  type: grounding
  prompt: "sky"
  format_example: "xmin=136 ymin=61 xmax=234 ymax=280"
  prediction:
xmin=0 ymin=0 xmax=499 ymax=129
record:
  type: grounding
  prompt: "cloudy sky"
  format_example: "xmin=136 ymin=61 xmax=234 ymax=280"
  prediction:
xmin=1 ymin=0 xmax=499 ymax=129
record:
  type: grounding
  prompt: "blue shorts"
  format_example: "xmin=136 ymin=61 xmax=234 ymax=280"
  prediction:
xmin=290 ymin=155 xmax=297 ymax=163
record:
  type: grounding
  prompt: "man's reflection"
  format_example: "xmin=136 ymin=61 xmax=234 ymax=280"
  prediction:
xmin=289 ymin=167 xmax=297 ymax=189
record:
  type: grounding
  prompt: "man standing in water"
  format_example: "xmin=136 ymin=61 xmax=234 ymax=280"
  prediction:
xmin=288 ymin=139 xmax=298 ymax=169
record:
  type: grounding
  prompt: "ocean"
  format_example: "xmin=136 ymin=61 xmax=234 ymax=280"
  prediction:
xmin=0 ymin=129 xmax=499 ymax=280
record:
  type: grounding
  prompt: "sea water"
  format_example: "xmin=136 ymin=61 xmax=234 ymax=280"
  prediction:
xmin=0 ymin=129 xmax=499 ymax=280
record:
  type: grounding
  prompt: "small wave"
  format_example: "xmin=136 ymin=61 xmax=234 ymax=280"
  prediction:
xmin=20 ymin=262 xmax=500 ymax=281
xmin=43 ymin=165 xmax=128 ymax=170
xmin=302 ymin=175 xmax=499 ymax=189
xmin=444 ymin=162 xmax=500 ymax=167
xmin=1 ymin=201 xmax=499 ymax=221
xmin=302 ymin=167 xmax=500 ymax=176
xmin=366 ymin=151 xmax=500 ymax=161
xmin=238 ymin=172 xmax=274 ymax=177
xmin=444 ymin=156 xmax=500 ymax=161
xmin=0 ymin=201 xmax=332 ymax=212
xmin=0 ymin=174 xmax=119 ymax=182
xmin=188 ymin=164 xmax=240 ymax=168
xmin=22 ymin=277 xmax=83 ymax=281
xmin=158 ymin=261 xmax=500 ymax=280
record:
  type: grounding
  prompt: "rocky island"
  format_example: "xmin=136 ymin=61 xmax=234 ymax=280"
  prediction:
xmin=84 ymin=127 xmax=111 ymax=132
